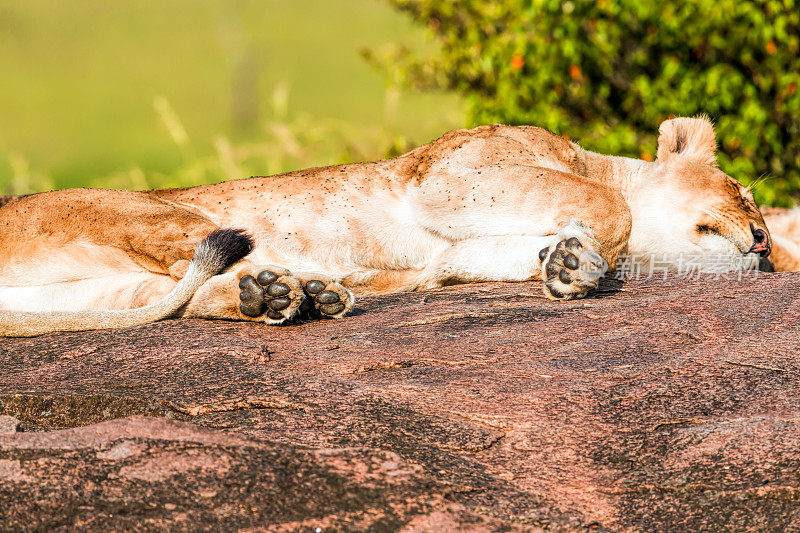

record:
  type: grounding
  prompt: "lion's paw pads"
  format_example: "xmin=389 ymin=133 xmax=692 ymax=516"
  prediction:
xmin=238 ymin=268 xmax=304 ymax=323
xmin=301 ymin=278 xmax=354 ymax=319
xmin=539 ymin=236 xmax=607 ymax=300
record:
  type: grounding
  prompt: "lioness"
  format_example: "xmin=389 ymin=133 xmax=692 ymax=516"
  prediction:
xmin=0 ymin=117 xmax=774 ymax=337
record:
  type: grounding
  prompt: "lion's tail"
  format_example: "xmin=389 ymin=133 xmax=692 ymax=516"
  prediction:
xmin=0 ymin=229 xmax=253 ymax=338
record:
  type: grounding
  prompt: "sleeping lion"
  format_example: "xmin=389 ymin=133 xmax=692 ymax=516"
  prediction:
xmin=0 ymin=117 xmax=781 ymax=336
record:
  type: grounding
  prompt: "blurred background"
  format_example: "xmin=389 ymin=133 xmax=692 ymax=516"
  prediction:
xmin=1 ymin=0 xmax=798 ymax=206
xmin=0 ymin=0 xmax=463 ymax=194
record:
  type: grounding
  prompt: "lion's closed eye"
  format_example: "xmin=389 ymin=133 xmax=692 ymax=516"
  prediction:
xmin=696 ymin=224 xmax=717 ymax=235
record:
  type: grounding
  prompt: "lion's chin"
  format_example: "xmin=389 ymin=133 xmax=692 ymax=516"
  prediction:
xmin=695 ymin=234 xmax=760 ymax=272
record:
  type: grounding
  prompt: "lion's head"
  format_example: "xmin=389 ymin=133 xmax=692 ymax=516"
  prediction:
xmin=626 ymin=116 xmax=771 ymax=271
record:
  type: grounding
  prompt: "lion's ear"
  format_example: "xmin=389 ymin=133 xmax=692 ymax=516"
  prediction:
xmin=656 ymin=116 xmax=718 ymax=166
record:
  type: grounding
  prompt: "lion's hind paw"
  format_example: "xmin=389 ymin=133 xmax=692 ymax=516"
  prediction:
xmin=298 ymin=275 xmax=354 ymax=319
xmin=539 ymin=223 xmax=607 ymax=300
xmin=237 ymin=266 xmax=305 ymax=324
xmin=236 ymin=266 xmax=354 ymax=324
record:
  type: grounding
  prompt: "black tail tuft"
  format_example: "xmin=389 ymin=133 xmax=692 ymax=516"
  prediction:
xmin=198 ymin=228 xmax=255 ymax=271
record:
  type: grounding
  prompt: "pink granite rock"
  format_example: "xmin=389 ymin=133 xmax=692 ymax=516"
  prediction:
xmin=0 ymin=416 xmax=20 ymax=434
xmin=2 ymin=274 xmax=800 ymax=530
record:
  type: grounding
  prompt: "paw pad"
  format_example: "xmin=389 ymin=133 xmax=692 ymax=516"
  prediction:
xmin=541 ymin=235 xmax=606 ymax=300
xmin=236 ymin=267 xmax=352 ymax=323
xmin=304 ymin=280 xmax=326 ymax=294
xmin=238 ymin=275 xmax=266 ymax=317
xmin=256 ymin=270 xmax=279 ymax=286
xmin=268 ymin=297 xmax=292 ymax=311
xmin=266 ymin=282 xmax=291 ymax=297
xmin=303 ymin=280 xmax=349 ymax=317
xmin=562 ymin=253 xmax=580 ymax=270
xmin=238 ymin=269 xmax=302 ymax=321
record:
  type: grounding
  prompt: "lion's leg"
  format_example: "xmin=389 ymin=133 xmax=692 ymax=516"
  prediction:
xmin=393 ymin=225 xmax=604 ymax=300
xmin=404 ymin=223 xmax=612 ymax=301
xmin=0 ymin=188 xmax=229 ymax=315
xmin=336 ymin=229 xmax=606 ymax=299
xmin=0 ymin=189 xmax=224 ymax=277
xmin=0 ymin=256 xmax=356 ymax=325
xmin=341 ymin=228 xmax=619 ymax=300
xmin=415 ymin=235 xmax=557 ymax=286
xmin=180 ymin=263 xmax=354 ymax=324
xmin=409 ymin=165 xmax=631 ymax=299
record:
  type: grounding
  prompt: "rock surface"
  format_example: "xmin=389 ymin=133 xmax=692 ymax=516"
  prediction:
xmin=2 ymin=273 xmax=800 ymax=531
xmin=0 ymin=416 xmax=20 ymax=434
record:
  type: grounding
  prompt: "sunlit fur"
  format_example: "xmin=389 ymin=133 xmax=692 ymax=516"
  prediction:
xmin=0 ymin=116 xmax=775 ymax=336
xmin=761 ymin=207 xmax=800 ymax=271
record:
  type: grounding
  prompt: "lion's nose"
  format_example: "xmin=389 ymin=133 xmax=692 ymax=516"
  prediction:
xmin=749 ymin=224 xmax=771 ymax=257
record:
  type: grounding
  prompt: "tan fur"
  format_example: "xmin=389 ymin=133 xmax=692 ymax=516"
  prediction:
xmin=0 ymin=195 xmax=20 ymax=209
xmin=0 ymin=117 xmax=777 ymax=336
xmin=0 ymin=234 xmax=237 ymax=336
xmin=656 ymin=116 xmax=718 ymax=166
xmin=761 ymin=207 xmax=800 ymax=271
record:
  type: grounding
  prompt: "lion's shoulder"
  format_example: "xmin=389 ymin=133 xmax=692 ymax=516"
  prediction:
xmin=393 ymin=124 xmax=586 ymax=181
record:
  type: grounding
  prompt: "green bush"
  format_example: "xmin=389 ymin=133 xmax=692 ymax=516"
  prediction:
xmin=368 ymin=0 xmax=800 ymax=206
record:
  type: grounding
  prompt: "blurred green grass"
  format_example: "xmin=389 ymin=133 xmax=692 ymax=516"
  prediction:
xmin=0 ymin=0 xmax=464 ymax=193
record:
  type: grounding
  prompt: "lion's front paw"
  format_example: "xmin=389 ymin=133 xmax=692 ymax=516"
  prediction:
xmin=237 ymin=266 xmax=305 ymax=324
xmin=539 ymin=223 xmax=607 ymax=300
